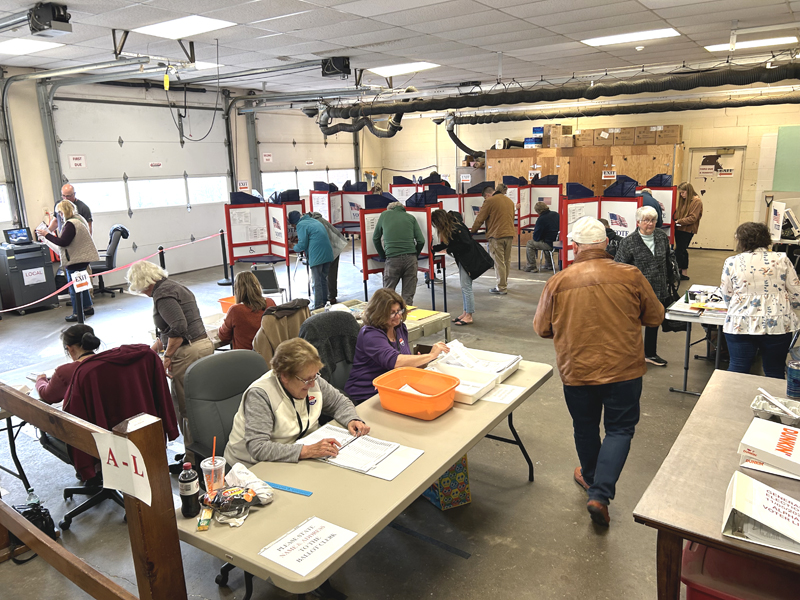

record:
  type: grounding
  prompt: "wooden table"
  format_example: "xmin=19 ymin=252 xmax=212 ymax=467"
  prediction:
xmin=176 ymin=360 xmax=552 ymax=595
xmin=633 ymin=370 xmax=800 ymax=600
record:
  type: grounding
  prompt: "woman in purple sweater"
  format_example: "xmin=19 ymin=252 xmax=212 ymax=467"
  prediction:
xmin=344 ymin=288 xmax=448 ymax=404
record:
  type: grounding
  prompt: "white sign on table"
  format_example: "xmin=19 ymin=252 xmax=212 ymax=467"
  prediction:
xmin=259 ymin=516 xmax=356 ymax=577
xmin=92 ymin=430 xmax=152 ymax=505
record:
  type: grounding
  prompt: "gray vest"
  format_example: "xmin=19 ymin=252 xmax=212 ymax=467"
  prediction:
xmin=61 ymin=216 xmax=99 ymax=267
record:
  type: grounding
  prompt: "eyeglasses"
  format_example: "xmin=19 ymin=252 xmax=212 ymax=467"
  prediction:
xmin=640 ymin=218 xmax=657 ymax=224
xmin=61 ymin=193 xmax=75 ymax=198
xmin=390 ymin=308 xmax=406 ymax=317
xmin=295 ymin=372 xmax=320 ymax=386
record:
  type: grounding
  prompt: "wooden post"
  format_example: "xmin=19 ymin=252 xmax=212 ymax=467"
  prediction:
xmin=656 ymin=529 xmax=683 ymax=600
xmin=115 ymin=414 xmax=188 ymax=600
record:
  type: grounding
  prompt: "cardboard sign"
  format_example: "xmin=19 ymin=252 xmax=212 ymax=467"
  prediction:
xmin=602 ymin=170 xmax=616 ymax=180
xmin=92 ymin=429 xmax=152 ymax=506
xmin=71 ymin=270 xmax=91 ymax=293
xmin=237 ymin=180 xmax=249 ymax=191
xmin=22 ymin=267 xmax=46 ymax=286
xmin=262 ymin=152 xmax=272 ymax=163
xmin=69 ymin=155 xmax=86 ymax=169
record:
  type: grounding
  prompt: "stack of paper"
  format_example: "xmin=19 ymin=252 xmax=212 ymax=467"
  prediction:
xmin=739 ymin=418 xmax=800 ymax=480
xmin=437 ymin=340 xmax=521 ymax=374
xmin=296 ymin=424 xmax=399 ymax=473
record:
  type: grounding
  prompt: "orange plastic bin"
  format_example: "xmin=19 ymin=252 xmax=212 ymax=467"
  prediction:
xmin=218 ymin=296 xmax=235 ymax=314
xmin=373 ymin=368 xmax=459 ymax=420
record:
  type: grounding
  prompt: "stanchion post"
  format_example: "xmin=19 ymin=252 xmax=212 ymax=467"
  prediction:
xmin=75 ymin=280 xmax=84 ymax=324
xmin=158 ymin=246 xmax=166 ymax=270
xmin=217 ymin=229 xmax=233 ymax=286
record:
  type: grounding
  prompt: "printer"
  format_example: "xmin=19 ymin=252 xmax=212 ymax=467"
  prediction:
xmin=0 ymin=227 xmax=59 ymax=314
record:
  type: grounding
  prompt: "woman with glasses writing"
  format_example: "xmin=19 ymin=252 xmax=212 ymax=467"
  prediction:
xmin=225 ymin=338 xmax=370 ymax=466
xmin=344 ymin=288 xmax=449 ymax=405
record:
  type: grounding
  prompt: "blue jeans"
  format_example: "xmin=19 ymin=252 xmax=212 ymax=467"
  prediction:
xmin=66 ymin=266 xmax=93 ymax=316
xmin=310 ymin=262 xmax=330 ymax=310
xmin=563 ymin=377 xmax=642 ymax=505
xmin=458 ymin=263 xmax=474 ymax=314
xmin=725 ymin=332 xmax=793 ymax=379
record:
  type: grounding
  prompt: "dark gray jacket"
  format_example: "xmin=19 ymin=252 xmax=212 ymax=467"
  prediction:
xmin=615 ymin=228 xmax=670 ymax=302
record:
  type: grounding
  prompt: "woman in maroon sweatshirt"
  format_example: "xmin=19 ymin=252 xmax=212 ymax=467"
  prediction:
xmin=36 ymin=324 xmax=102 ymax=404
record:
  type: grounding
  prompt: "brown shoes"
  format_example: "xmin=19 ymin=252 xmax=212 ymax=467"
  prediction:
xmin=587 ymin=500 xmax=610 ymax=526
xmin=574 ymin=466 xmax=590 ymax=492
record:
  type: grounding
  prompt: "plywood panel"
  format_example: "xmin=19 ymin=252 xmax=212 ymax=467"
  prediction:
xmin=486 ymin=145 xmax=683 ymax=193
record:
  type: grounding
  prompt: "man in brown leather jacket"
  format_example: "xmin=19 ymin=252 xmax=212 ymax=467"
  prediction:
xmin=533 ymin=216 xmax=664 ymax=527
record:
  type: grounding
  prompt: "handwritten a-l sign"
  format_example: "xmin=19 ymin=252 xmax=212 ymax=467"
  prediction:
xmin=602 ymin=170 xmax=617 ymax=180
xmin=92 ymin=430 xmax=152 ymax=505
xmin=71 ymin=270 xmax=91 ymax=293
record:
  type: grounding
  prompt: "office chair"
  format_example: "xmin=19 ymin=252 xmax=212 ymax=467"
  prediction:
xmin=90 ymin=225 xmax=129 ymax=297
xmin=39 ymin=345 xmax=177 ymax=530
xmin=299 ymin=311 xmax=359 ymax=392
xmin=184 ymin=350 xmax=268 ymax=466
xmin=184 ymin=350 xmax=267 ymax=600
xmin=250 ymin=263 xmax=286 ymax=304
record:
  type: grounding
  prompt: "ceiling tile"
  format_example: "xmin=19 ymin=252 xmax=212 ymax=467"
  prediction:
xmin=466 ymin=27 xmax=551 ymax=48
xmin=435 ymin=19 xmax=539 ymax=41
xmin=336 ymin=0 xmax=457 ymax=17
xmin=405 ymin=9 xmax=515 ymax=34
xmin=78 ymin=5 xmax=186 ymax=29
xmin=224 ymin=33 xmax=306 ymax=51
xmin=637 ymin=0 xmax=697 ymax=8
xmin=507 ymin=41 xmax=588 ymax=58
xmin=664 ymin=5 xmax=791 ymax=28
xmin=148 ymin=0 xmax=252 ymax=13
xmin=532 ymin=1 xmax=649 ymax=28
xmin=550 ymin=14 xmax=666 ymax=36
xmin=188 ymin=25 xmax=269 ymax=44
xmin=34 ymin=44 xmax=113 ymax=60
xmin=287 ymin=18 xmax=394 ymax=40
xmin=248 ymin=9 xmax=359 ymax=33
xmin=326 ymin=26 xmax=421 ymax=46
xmin=656 ymin=0 xmax=784 ymax=19
xmin=504 ymin=0 xmax=612 ymax=20
xmin=371 ymin=0 xmax=491 ymax=26
xmin=203 ymin=0 xmax=313 ymax=25
xmin=59 ymin=0 xmax=135 ymax=14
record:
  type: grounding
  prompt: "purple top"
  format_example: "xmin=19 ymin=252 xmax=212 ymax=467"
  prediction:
xmin=344 ymin=323 xmax=411 ymax=404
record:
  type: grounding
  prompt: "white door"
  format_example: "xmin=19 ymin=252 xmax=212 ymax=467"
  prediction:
xmin=687 ymin=148 xmax=745 ymax=250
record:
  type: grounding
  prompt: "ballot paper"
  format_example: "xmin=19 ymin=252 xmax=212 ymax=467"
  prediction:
xmin=259 ymin=516 xmax=356 ymax=577
xmin=438 ymin=340 xmax=521 ymax=374
xmin=296 ymin=424 xmax=399 ymax=474
xmin=399 ymin=383 xmax=428 ymax=396
xmin=480 ymin=384 xmax=526 ymax=405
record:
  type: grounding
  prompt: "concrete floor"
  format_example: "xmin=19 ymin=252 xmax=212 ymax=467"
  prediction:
xmin=0 ymin=243 xmax=733 ymax=599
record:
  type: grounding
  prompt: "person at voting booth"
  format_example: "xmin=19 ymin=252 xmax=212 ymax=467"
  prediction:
xmin=720 ymin=222 xmax=800 ymax=379
xmin=615 ymin=206 xmax=672 ymax=368
xmin=218 ymin=271 xmax=275 ymax=351
xmin=639 ymin=188 xmax=663 ymax=228
xmin=38 ymin=200 xmax=99 ymax=322
xmin=289 ymin=211 xmax=333 ymax=310
xmin=224 ymin=338 xmax=369 ymax=466
xmin=126 ymin=260 xmax=213 ymax=466
xmin=533 ymin=216 xmax=664 ymax=527
xmin=524 ymin=201 xmax=560 ymax=273
xmin=310 ymin=210 xmax=347 ymax=305
xmin=431 ymin=209 xmax=493 ymax=326
xmin=345 ymin=289 xmax=449 ymax=404
xmin=373 ymin=202 xmax=425 ymax=305
xmin=471 ymin=183 xmax=515 ymax=295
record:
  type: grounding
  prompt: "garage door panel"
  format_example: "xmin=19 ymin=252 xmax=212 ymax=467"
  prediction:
xmin=259 ymin=142 xmax=354 ymax=171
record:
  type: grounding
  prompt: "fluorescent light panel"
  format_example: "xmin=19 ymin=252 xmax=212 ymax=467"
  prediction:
xmin=705 ymin=36 xmax=798 ymax=52
xmin=0 ymin=39 xmax=63 ymax=55
xmin=133 ymin=16 xmax=235 ymax=40
xmin=582 ymin=28 xmax=680 ymax=47
xmin=367 ymin=62 xmax=439 ymax=78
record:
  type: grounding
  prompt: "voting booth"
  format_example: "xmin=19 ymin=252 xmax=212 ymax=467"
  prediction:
xmin=600 ymin=197 xmax=642 ymax=240
xmin=516 ymin=184 xmax=562 ymax=269
xmin=388 ymin=184 xmax=418 ymax=204
xmin=637 ymin=186 xmax=677 ymax=243
xmin=310 ymin=189 xmax=336 ymax=222
xmin=224 ymin=200 xmax=305 ymax=299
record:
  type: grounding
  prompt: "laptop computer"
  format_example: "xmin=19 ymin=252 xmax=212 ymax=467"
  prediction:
xmin=3 ymin=227 xmax=33 ymax=244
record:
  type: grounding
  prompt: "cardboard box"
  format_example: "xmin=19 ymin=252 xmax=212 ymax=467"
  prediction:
xmin=574 ymin=129 xmax=594 ymax=147
xmin=561 ymin=125 xmax=573 ymax=135
xmin=613 ymin=127 xmax=635 ymax=145
xmin=558 ymin=134 xmax=574 ymax=148
xmin=635 ymin=126 xmax=657 ymax=145
xmin=656 ymin=124 xmax=683 ymax=144
xmin=542 ymin=124 xmax=562 ymax=138
xmin=422 ymin=454 xmax=471 ymax=510
xmin=594 ymin=128 xmax=613 ymax=146
xmin=542 ymin=135 xmax=558 ymax=148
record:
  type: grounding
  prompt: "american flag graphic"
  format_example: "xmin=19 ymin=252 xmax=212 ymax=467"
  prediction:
xmin=349 ymin=201 xmax=361 ymax=214
xmin=774 ymin=207 xmax=781 ymax=227
xmin=609 ymin=212 xmax=628 ymax=227
xmin=272 ymin=216 xmax=281 ymax=230
xmin=472 ymin=206 xmax=481 ymax=216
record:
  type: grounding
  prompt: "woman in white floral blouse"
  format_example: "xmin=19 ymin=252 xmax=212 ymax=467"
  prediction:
xmin=720 ymin=222 xmax=800 ymax=378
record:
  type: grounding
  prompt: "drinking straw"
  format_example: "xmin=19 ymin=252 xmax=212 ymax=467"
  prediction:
xmin=212 ymin=436 xmax=217 ymax=466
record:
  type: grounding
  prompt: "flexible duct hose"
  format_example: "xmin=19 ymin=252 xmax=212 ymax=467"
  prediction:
xmin=318 ymin=87 xmax=416 ymax=137
xmin=324 ymin=63 xmax=800 ymax=118
xmin=445 ymin=114 xmax=485 ymax=158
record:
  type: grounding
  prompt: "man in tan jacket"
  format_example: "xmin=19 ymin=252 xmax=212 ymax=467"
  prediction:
xmin=471 ymin=183 xmax=516 ymax=294
xmin=533 ymin=216 xmax=664 ymax=527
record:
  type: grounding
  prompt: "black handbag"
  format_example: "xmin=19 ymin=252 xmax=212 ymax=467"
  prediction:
xmin=662 ymin=247 xmax=687 ymax=332
xmin=8 ymin=502 xmax=58 ymax=564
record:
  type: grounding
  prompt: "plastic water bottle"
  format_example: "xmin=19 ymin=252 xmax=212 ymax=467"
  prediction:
xmin=25 ymin=488 xmax=40 ymax=506
xmin=178 ymin=463 xmax=201 ymax=518
xmin=324 ymin=301 xmax=331 ymax=311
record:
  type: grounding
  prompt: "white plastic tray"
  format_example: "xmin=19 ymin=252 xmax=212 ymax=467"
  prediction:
xmin=430 ymin=364 xmax=498 ymax=404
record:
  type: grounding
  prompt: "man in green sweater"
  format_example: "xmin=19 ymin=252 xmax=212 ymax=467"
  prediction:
xmin=373 ymin=202 xmax=425 ymax=304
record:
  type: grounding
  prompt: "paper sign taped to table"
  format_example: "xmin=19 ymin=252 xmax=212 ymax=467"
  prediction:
xmin=91 ymin=430 xmax=152 ymax=506
xmin=481 ymin=384 xmax=526 ymax=404
xmin=722 ymin=471 xmax=800 ymax=555
xmin=259 ymin=516 xmax=356 ymax=576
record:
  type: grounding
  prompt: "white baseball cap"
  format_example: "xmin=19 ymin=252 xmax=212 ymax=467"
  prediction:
xmin=568 ymin=216 xmax=607 ymax=244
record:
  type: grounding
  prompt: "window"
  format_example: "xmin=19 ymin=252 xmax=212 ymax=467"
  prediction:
xmin=296 ymin=170 xmax=329 ymax=196
xmin=188 ymin=176 xmax=228 ymax=205
xmin=0 ymin=184 xmax=12 ymax=223
xmin=128 ymin=178 xmax=187 ymax=210
xmin=71 ymin=181 xmax=127 ymax=213
xmin=328 ymin=169 xmax=356 ymax=189
xmin=261 ymin=171 xmax=298 ymax=200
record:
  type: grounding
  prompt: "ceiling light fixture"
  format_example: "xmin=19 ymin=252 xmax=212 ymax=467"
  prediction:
xmin=704 ymin=36 xmax=798 ymax=52
xmin=582 ymin=28 xmax=680 ymax=47
xmin=366 ymin=62 xmax=439 ymax=78
xmin=635 ymin=46 xmax=645 ymax=51
xmin=133 ymin=15 xmax=235 ymax=40
xmin=0 ymin=38 xmax=63 ymax=55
